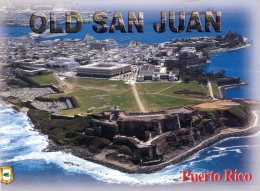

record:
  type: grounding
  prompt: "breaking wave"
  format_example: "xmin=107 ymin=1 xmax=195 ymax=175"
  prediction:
xmin=0 ymin=103 xmax=258 ymax=185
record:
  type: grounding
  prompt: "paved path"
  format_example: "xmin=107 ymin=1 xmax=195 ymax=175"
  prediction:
xmin=131 ymin=83 xmax=146 ymax=112
xmin=53 ymin=73 xmax=65 ymax=87
xmin=156 ymin=82 xmax=179 ymax=94
xmin=218 ymin=86 xmax=224 ymax=99
xmin=208 ymin=81 xmax=218 ymax=100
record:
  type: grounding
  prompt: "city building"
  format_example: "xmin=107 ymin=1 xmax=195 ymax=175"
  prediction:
xmin=85 ymin=35 xmax=118 ymax=51
xmin=76 ymin=62 xmax=131 ymax=78
xmin=14 ymin=68 xmax=49 ymax=77
xmin=137 ymin=64 xmax=179 ymax=82
xmin=48 ymin=57 xmax=79 ymax=69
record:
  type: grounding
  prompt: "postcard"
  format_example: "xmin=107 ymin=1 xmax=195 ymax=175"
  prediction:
xmin=0 ymin=0 xmax=260 ymax=191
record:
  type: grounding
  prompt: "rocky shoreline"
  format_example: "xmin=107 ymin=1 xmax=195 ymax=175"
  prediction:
xmin=1 ymin=81 xmax=259 ymax=174
xmin=42 ymin=110 xmax=259 ymax=174
xmin=7 ymin=100 xmax=256 ymax=174
xmin=209 ymin=43 xmax=251 ymax=55
xmin=139 ymin=110 xmax=259 ymax=173
xmin=0 ymin=73 xmax=257 ymax=174
xmin=1 ymin=82 xmax=258 ymax=174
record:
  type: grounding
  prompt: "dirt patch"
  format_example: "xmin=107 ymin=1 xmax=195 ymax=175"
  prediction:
xmin=194 ymin=100 xmax=240 ymax=110
xmin=91 ymin=95 xmax=108 ymax=99
xmin=76 ymin=85 xmax=117 ymax=92
xmin=175 ymin=90 xmax=208 ymax=98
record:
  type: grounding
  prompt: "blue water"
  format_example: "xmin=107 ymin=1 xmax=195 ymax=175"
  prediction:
xmin=203 ymin=47 xmax=253 ymax=99
xmin=0 ymin=10 xmax=250 ymax=44
xmin=0 ymin=103 xmax=259 ymax=188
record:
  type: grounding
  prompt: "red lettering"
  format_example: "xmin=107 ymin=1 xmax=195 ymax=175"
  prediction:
xmin=182 ymin=170 xmax=190 ymax=182
xmin=225 ymin=169 xmax=235 ymax=181
xmin=244 ymin=173 xmax=252 ymax=181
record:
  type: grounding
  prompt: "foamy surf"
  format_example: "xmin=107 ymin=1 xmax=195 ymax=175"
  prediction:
xmin=0 ymin=103 xmax=258 ymax=185
xmin=0 ymin=103 xmax=188 ymax=184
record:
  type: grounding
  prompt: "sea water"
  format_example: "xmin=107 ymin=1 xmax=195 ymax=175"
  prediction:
xmin=0 ymin=102 xmax=259 ymax=187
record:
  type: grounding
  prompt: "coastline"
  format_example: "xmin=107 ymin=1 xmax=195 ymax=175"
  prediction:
xmin=48 ymin=109 xmax=260 ymax=174
xmin=225 ymin=43 xmax=251 ymax=52
xmin=218 ymin=82 xmax=248 ymax=99
xmin=1 ymin=97 xmax=259 ymax=174
xmin=209 ymin=43 xmax=251 ymax=55
xmin=0 ymin=38 xmax=255 ymax=174
xmin=139 ymin=109 xmax=259 ymax=173
xmin=0 ymin=43 xmax=255 ymax=174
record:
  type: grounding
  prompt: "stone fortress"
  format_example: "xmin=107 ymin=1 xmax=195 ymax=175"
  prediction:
xmin=94 ymin=107 xmax=203 ymax=166
xmin=88 ymin=102 xmax=248 ymax=168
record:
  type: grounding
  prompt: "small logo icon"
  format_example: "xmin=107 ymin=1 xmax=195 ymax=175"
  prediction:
xmin=0 ymin=166 xmax=14 ymax=185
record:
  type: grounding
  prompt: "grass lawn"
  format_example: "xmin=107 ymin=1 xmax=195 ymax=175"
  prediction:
xmin=136 ymin=82 xmax=211 ymax=111
xmin=48 ymin=78 xmax=139 ymax=115
xmin=29 ymin=74 xmax=58 ymax=86
xmin=160 ymin=82 xmax=208 ymax=95
xmin=134 ymin=83 xmax=174 ymax=94
xmin=46 ymin=78 xmax=211 ymax=115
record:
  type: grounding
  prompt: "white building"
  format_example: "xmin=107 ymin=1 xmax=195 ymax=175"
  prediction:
xmin=76 ymin=62 xmax=131 ymax=78
xmin=48 ymin=57 xmax=79 ymax=69
xmin=15 ymin=68 xmax=49 ymax=76
xmin=180 ymin=47 xmax=196 ymax=54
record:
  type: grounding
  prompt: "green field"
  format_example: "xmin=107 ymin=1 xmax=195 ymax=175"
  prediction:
xmin=45 ymin=78 xmax=212 ymax=115
xmin=49 ymin=78 xmax=139 ymax=115
xmin=136 ymin=82 xmax=211 ymax=111
xmin=29 ymin=74 xmax=58 ymax=85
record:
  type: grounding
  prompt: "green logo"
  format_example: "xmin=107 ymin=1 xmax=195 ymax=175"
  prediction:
xmin=3 ymin=173 xmax=10 ymax=177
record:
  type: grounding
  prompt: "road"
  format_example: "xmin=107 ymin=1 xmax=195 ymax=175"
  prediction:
xmin=131 ymin=83 xmax=146 ymax=112
xmin=208 ymin=81 xmax=218 ymax=100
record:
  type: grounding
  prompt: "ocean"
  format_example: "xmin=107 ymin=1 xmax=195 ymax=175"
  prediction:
xmin=0 ymin=102 xmax=259 ymax=188
xmin=0 ymin=9 xmax=259 ymax=190
xmin=203 ymin=47 xmax=253 ymax=99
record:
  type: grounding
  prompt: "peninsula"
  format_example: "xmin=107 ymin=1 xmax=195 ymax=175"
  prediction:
xmin=0 ymin=31 xmax=256 ymax=173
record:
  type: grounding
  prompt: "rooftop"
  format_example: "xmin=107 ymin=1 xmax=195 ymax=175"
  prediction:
xmin=78 ymin=62 xmax=130 ymax=70
xmin=118 ymin=113 xmax=174 ymax=122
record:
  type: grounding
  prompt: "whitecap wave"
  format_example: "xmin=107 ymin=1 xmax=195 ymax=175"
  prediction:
xmin=0 ymin=103 xmax=188 ymax=184
xmin=6 ymin=150 xmax=187 ymax=185
xmin=0 ymin=103 xmax=257 ymax=185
